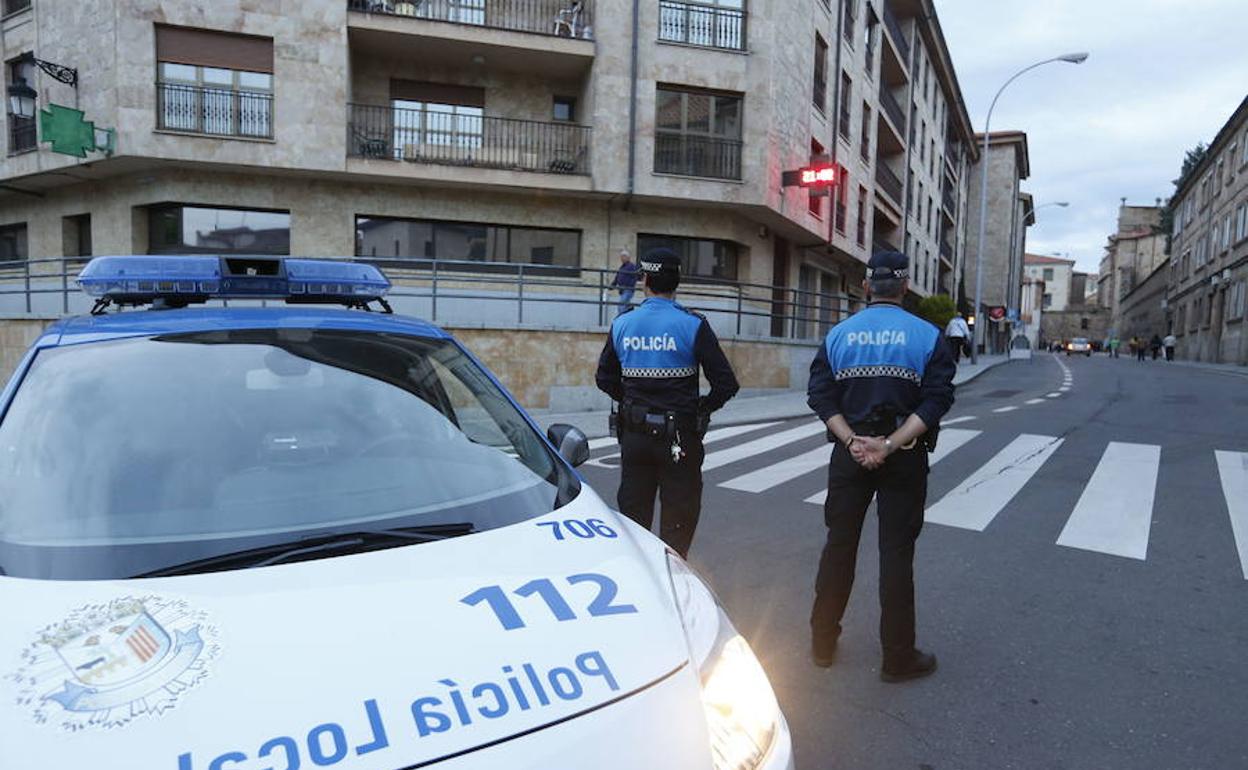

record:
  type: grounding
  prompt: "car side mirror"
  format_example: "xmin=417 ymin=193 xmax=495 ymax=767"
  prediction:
xmin=547 ymin=424 xmax=590 ymax=467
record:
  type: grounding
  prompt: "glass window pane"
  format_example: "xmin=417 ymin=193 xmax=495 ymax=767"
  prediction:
xmin=159 ymin=62 xmax=197 ymax=82
xmin=435 ymin=222 xmax=491 ymax=261
xmin=202 ymin=67 xmax=233 ymax=86
xmin=713 ymin=96 xmax=742 ymax=138
xmin=150 ymin=206 xmax=289 ymax=255
xmin=656 ymin=89 xmax=684 ymax=132
xmin=508 ymin=228 xmax=580 ymax=266
xmin=685 ymin=93 xmax=711 ymax=133
xmin=238 ymin=71 xmax=271 ymax=90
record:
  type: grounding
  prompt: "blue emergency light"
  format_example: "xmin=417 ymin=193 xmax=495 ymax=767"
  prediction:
xmin=77 ymin=255 xmax=392 ymax=312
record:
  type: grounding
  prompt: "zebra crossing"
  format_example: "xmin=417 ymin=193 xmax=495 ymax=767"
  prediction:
xmin=585 ymin=420 xmax=1248 ymax=576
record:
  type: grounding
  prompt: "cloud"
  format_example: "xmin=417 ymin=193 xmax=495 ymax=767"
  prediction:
xmin=939 ymin=0 xmax=1248 ymax=272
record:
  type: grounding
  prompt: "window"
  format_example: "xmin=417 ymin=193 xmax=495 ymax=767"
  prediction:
xmin=842 ymin=0 xmax=855 ymax=43
xmin=834 ymin=167 xmax=849 ymax=234
xmin=1043 ymin=268 xmax=1054 ymax=281
xmin=860 ymin=102 xmax=871 ymax=160
xmin=856 ymin=185 xmax=867 ymax=247
xmin=357 ymin=216 xmax=581 ymax=272
xmin=863 ymin=9 xmax=877 ymax=76
xmin=929 ymin=139 xmax=936 ymax=177
xmin=813 ymin=34 xmax=828 ymax=112
xmin=637 ymin=233 xmax=739 ymax=281
xmin=155 ymin=26 xmax=274 ymax=138
xmin=0 ymin=222 xmax=27 ymax=264
xmin=148 ymin=204 xmax=290 ymax=255
xmin=1229 ymin=280 xmax=1246 ymax=320
xmin=654 ymin=86 xmax=743 ymax=180
xmin=1042 ymin=293 xmax=1053 ymax=309
xmin=658 ymin=0 xmax=746 ymax=50
xmin=62 ymin=214 xmax=92 ymax=261
xmin=808 ymin=139 xmax=825 ymax=218
xmin=3 ymin=0 xmax=32 ymax=15
xmin=552 ymin=96 xmax=576 ymax=122
xmin=1080 ymin=317 xmax=1089 ymax=330
xmin=1237 ymin=204 xmax=1248 ymax=242
xmin=838 ymin=72 xmax=852 ymax=139
xmin=6 ymin=56 xmax=37 ymax=155
xmin=919 ymin=121 xmax=926 ymax=161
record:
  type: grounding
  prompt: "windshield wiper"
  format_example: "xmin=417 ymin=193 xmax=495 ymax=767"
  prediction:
xmin=135 ymin=523 xmax=475 ymax=578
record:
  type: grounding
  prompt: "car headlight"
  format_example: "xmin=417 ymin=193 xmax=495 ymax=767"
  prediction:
xmin=667 ymin=553 xmax=780 ymax=770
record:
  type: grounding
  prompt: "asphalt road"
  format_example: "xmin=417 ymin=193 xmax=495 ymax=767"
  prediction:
xmin=579 ymin=354 xmax=1248 ymax=770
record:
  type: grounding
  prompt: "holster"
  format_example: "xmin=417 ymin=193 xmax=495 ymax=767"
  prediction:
xmin=620 ymin=403 xmax=677 ymax=442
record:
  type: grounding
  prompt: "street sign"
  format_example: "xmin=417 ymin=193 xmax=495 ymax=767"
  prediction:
xmin=781 ymin=159 xmax=838 ymax=189
xmin=988 ymin=306 xmax=1006 ymax=321
xmin=38 ymin=103 xmax=115 ymax=158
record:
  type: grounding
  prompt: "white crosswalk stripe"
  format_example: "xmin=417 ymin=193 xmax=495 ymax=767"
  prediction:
xmin=588 ymin=437 xmax=618 ymax=451
xmin=1056 ymin=442 xmax=1160 ymax=560
xmin=701 ymin=421 xmax=826 ymax=472
xmin=803 ymin=428 xmax=981 ymax=506
xmin=720 ymin=445 xmax=830 ymax=493
xmin=941 ymin=416 xmax=976 ymax=426
xmin=925 ymin=434 xmax=1064 ymax=531
xmin=1215 ymin=451 xmax=1248 ymax=579
xmin=584 ymin=421 xmax=780 ymax=467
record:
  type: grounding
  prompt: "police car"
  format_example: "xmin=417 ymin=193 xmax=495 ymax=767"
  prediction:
xmin=0 ymin=256 xmax=794 ymax=770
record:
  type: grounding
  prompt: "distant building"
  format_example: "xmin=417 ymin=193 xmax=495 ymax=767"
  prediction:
xmin=1098 ymin=204 xmax=1168 ymax=332
xmin=964 ymin=131 xmax=1033 ymax=355
xmin=1165 ymin=96 xmax=1248 ymax=365
xmin=1023 ymin=253 xmax=1075 ymax=311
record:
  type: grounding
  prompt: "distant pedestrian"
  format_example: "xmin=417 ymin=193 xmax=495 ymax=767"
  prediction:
xmin=1163 ymin=332 xmax=1177 ymax=361
xmin=1109 ymin=337 xmax=1121 ymax=358
xmin=610 ymin=248 xmax=641 ymax=316
xmin=1149 ymin=334 xmax=1162 ymax=361
xmin=1131 ymin=336 xmax=1146 ymax=362
xmin=944 ymin=313 xmax=970 ymax=363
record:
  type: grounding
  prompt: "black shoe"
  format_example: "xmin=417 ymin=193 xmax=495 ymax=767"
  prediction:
xmin=880 ymin=650 xmax=937 ymax=682
xmin=811 ymin=639 xmax=838 ymax=668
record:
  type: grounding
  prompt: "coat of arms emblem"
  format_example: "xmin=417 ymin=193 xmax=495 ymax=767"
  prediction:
xmin=10 ymin=595 xmax=220 ymax=731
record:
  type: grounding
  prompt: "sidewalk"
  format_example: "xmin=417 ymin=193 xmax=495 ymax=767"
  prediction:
xmin=533 ymin=354 xmax=1011 ymax=440
xmin=1161 ymin=359 xmax=1248 ymax=378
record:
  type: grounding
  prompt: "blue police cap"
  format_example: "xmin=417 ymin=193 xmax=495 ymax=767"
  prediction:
xmin=640 ymin=248 xmax=681 ymax=277
xmin=867 ymin=250 xmax=909 ymax=280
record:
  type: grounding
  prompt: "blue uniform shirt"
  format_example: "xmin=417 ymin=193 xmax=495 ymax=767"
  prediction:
xmin=596 ymin=296 xmax=739 ymax=415
xmin=807 ymin=303 xmax=956 ymax=429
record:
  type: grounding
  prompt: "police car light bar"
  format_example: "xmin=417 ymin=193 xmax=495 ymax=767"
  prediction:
xmin=77 ymin=255 xmax=392 ymax=312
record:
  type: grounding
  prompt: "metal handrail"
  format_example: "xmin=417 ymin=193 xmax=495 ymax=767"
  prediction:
xmin=0 ymin=256 xmax=864 ymax=341
xmin=882 ymin=4 xmax=910 ymax=61
xmin=879 ymin=85 xmax=906 ymax=135
xmin=156 ymin=82 xmax=274 ymax=139
xmin=348 ymin=103 xmax=591 ymax=175
xmin=875 ymin=163 xmax=903 ymax=204
xmin=658 ymin=0 xmax=746 ymax=50
xmin=346 ymin=0 xmax=594 ymax=39
xmin=653 ymin=133 xmax=743 ymax=181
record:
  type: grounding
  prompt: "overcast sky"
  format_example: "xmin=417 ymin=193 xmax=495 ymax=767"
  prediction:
xmin=937 ymin=0 xmax=1248 ymax=274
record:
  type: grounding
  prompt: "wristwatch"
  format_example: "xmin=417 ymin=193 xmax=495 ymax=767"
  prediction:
xmin=884 ymin=438 xmax=895 ymax=453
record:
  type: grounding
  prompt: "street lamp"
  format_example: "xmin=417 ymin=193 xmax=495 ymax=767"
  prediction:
xmin=6 ymin=78 xmax=37 ymax=119
xmin=970 ymin=53 xmax=1088 ymax=364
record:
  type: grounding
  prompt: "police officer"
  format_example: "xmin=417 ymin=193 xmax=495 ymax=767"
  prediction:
xmin=806 ymin=250 xmax=955 ymax=682
xmin=595 ymin=248 xmax=739 ymax=557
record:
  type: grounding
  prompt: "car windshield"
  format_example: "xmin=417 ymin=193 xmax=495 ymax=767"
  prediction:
xmin=0 ymin=327 xmax=577 ymax=580
xmin=1073 ymin=338 xmax=1089 ymax=344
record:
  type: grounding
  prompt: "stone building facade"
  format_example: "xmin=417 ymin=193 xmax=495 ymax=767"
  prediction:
xmin=1 ymin=0 xmax=979 ymax=342
xmin=1165 ymin=96 xmax=1248 ymax=365
xmin=1118 ymin=257 xmax=1169 ymax=344
xmin=1024 ymin=253 xmax=1074 ymax=311
xmin=963 ymin=130 xmax=1033 ymax=354
xmin=1096 ymin=203 xmax=1167 ymax=332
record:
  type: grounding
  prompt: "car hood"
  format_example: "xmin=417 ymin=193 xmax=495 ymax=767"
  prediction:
xmin=0 ymin=488 xmax=692 ymax=770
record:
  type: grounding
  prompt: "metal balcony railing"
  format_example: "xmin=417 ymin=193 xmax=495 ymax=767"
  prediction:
xmin=654 ymin=133 xmax=743 ymax=180
xmin=346 ymin=0 xmax=593 ymax=38
xmin=0 ymin=256 xmax=865 ymax=342
xmin=940 ymin=239 xmax=953 ymax=262
xmin=658 ymin=0 xmax=746 ymax=50
xmin=942 ymin=183 xmax=956 ymax=214
xmin=348 ymin=103 xmax=591 ymax=174
xmin=835 ymin=200 xmax=848 ymax=234
xmin=875 ymin=163 xmax=903 ymax=204
xmin=156 ymin=82 xmax=274 ymax=139
xmin=873 ymin=238 xmax=899 ymax=254
xmin=879 ymin=85 xmax=906 ymax=135
xmin=882 ymin=4 xmax=910 ymax=61
xmin=7 ymin=117 xmax=36 ymax=155
xmin=2 ymin=0 xmax=31 ymax=16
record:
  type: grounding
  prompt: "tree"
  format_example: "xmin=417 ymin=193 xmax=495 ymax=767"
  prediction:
xmin=916 ymin=294 xmax=957 ymax=330
xmin=1160 ymin=141 xmax=1209 ymax=250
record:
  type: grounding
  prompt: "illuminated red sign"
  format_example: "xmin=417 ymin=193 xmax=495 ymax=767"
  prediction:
xmin=799 ymin=166 xmax=837 ymax=186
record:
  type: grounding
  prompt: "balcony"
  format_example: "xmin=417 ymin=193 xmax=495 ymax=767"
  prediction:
xmin=881 ymin=4 xmax=910 ymax=62
xmin=942 ymin=182 xmax=956 ymax=215
xmin=659 ymin=0 xmax=746 ymax=51
xmin=940 ymin=239 xmax=953 ymax=265
xmin=654 ymin=134 xmax=743 ymax=181
xmin=346 ymin=0 xmax=593 ymax=38
xmin=156 ymin=82 xmax=274 ymax=139
xmin=348 ymin=103 xmax=590 ymax=174
xmin=875 ymin=162 xmax=903 ymax=205
xmin=879 ymin=84 xmax=905 ymax=137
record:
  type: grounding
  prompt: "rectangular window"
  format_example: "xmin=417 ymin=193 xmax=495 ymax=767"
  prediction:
xmin=842 ymin=0 xmax=855 ymax=43
xmin=657 ymin=0 xmax=746 ymax=51
xmin=863 ymin=9 xmax=877 ymax=76
xmin=3 ymin=0 xmax=33 ymax=15
xmin=808 ymin=139 xmax=825 ymax=218
xmin=6 ymin=56 xmax=37 ymax=155
xmin=155 ymin=26 xmax=273 ymax=138
xmin=0 ymin=222 xmax=27 ymax=264
xmin=813 ymin=34 xmax=828 ymax=112
xmin=838 ymin=72 xmax=852 ymax=139
xmin=856 ymin=185 xmax=867 ymax=247
xmin=62 ymin=214 xmax=92 ymax=261
xmin=148 ymin=204 xmax=290 ymax=255
xmin=1042 ymin=293 xmax=1053 ymax=309
xmin=834 ymin=167 xmax=849 ymax=234
xmin=552 ymin=96 xmax=576 ymax=122
xmin=860 ymin=102 xmax=871 ymax=160
xmin=357 ymin=216 xmax=582 ymax=274
xmin=1043 ymin=268 xmax=1054 ymax=281
xmin=654 ymin=86 xmax=743 ymax=181
xmin=637 ymin=233 xmax=739 ymax=281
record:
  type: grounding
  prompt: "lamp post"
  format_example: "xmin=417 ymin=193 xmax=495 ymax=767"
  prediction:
xmin=1034 ymin=201 xmax=1070 ymax=216
xmin=970 ymin=53 xmax=1088 ymax=364
xmin=4 ymin=51 xmax=79 ymax=123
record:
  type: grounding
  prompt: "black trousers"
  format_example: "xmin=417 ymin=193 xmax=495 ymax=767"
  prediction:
xmin=948 ymin=336 xmax=964 ymax=363
xmin=617 ymin=427 xmax=705 ymax=558
xmin=811 ymin=441 xmax=928 ymax=659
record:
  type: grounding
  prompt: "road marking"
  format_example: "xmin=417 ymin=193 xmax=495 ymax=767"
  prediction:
xmin=1059 ymin=387 xmax=1070 ymax=392
xmin=585 ymin=421 xmax=780 ymax=467
xmin=1215 ymin=451 xmax=1248 ymax=579
xmin=588 ymin=437 xmax=618 ymax=450
xmin=941 ymin=416 xmax=977 ymax=426
xmin=702 ymin=421 xmax=827 ymax=472
xmin=925 ymin=434 xmax=1064 ymax=531
xmin=720 ymin=445 xmax=831 ymax=493
xmin=1025 ymin=398 xmax=1046 ymax=405
xmin=993 ymin=406 xmax=1019 ymax=413
xmin=1056 ymin=442 xmax=1160 ymax=560
xmin=1046 ymin=393 xmax=1062 ymax=398
xmin=804 ymin=428 xmax=981 ymax=505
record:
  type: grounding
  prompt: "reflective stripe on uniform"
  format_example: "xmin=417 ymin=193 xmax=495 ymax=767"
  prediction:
xmin=622 ymin=366 xmax=698 ymax=378
xmin=833 ymin=364 xmax=921 ymax=383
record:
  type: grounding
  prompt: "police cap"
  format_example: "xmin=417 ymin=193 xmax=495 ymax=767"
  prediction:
xmin=867 ymin=250 xmax=909 ymax=280
xmin=640 ymin=248 xmax=682 ymax=292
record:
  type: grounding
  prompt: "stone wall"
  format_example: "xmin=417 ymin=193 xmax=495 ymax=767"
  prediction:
xmin=0 ymin=318 xmax=54 ymax=386
xmin=1040 ymin=308 xmax=1110 ymax=347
